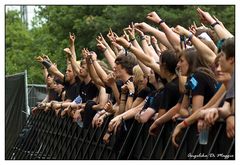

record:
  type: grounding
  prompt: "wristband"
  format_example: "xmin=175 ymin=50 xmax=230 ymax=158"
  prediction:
xmin=130 ymin=37 xmax=135 ymax=42
xmin=127 ymin=43 xmax=132 ymax=50
xmin=42 ymin=60 xmax=52 ymax=69
xmin=183 ymin=120 xmax=189 ymax=127
xmin=211 ymin=22 xmax=220 ymax=28
xmin=140 ymin=35 xmax=145 ymax=41
xmin=158 ymin=20 xmax=164 ymax=25
xmin=224 ymin=113 xmax=235 ymax=120
xmin=187 ymin=33 xmax=193 ymax=42
xmin=102 ymin=47 xmax=107 ymax=53
xmin=104 ymin=113 xmax=108 ymax=119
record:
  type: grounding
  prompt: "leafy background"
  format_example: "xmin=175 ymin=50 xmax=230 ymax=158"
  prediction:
xmin=6 ymin=5 xmax=235 ymax=84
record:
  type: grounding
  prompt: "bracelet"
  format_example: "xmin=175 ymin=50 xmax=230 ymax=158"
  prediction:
xmin=130 ymin=37 xmax=135 ymax=42
xmin=148 ymin=44 xmax=152 ymax=46
xmin=42 ymin=60 xmax=52 ymax=69
xmin=158 ymin=20 xmax=164 ymax=25
xmin=140 ymin=35 xmax=145 ymax=41
xmin=102 ymin=47 xmax=107 ymax=53
xmin=182 ymin=120 xmax=189 ymax=127
xmin=121 ymin=99 xmax=126 ymax=101
xmin=104 ymin=113 xmax=108 ymax=119
xmin=127 ymin=43 xmax=132 ymax=50
xmin=106 ymin=130 xmax=113 ymax=136
xmin=211 ymin=22 xmax=220 ymax=28
xmin=128 ymin=92 xmax=135 ymax=97
xmin=187 ymin=33 xmax=193 ymax=42
xmin=224 ymin=113 xmax=235 ymax=120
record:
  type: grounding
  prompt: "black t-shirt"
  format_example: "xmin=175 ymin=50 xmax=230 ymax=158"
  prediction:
xmin=133 ymin=87 xmax=151 ymax=100
xmin=142 ymin=90 xmax=158 ymax=110
xmin=63 ymin=76 xmax=81 ymax=102
xmin=186 ymin=71 xmax=217 ymax=105
xmin=106 ymin=79 xmax=123 ymax=104
xmin=79 ymin=80 xmax=99 ymax=103
xmin=149 ymin=77 xmax=180 ymax=112
xmin=148 ymin=89 xmax=164 ymax=111
xmin=225 ymin=71 xmax=235 ymax=103
xmin=159 ymin=77 xmax=180 ymax=111
xmin=48 ymin=88 xmax=61 ymax=101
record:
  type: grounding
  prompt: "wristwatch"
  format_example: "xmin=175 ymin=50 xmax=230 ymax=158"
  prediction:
xmin=128 ymin=92 xmax=135 ymax=97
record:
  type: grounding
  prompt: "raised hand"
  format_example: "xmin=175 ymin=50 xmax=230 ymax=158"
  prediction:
xmin=197 ymin=7 xmax=215 ymax=25
xmin=35 ymin=55 xmax=44 ymax=63
xmin=107 ymin=28 xmax=118 ymax=43
xmin=81 ymin=48 xmax=89 ymax=59
xmin=173 ymin=25 xmax=190 ymax=36
xmin=96 ymin=36 xmax=107 ymax=52
xmin=42 ymin=54 xmax=52 ymax=63
xmin=115 ymin=36 xmax=131 ymax=48
xmin=134 ymin=22 xmax=153 ymax=34
xmin=69 ymin=32 xmax=75 ymax=45
xmin=124 ymin=22 xmax=135 ymax=40
xmin=63 ymin=47 xmax=73 ymax=58
xmin=146 ymin=11 xmax=161 ymax=24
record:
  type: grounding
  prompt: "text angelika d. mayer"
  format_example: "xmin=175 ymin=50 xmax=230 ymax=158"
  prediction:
xmin=188 ymin=153 xmax=234 ymax=159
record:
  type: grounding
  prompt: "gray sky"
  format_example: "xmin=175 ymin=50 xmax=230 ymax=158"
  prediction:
xmin=6 ymin=5 xmax=38 ymax=29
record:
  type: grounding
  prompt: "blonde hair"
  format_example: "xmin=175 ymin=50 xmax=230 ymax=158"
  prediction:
xmin=133 ymin=65 xmax=144 ymax=82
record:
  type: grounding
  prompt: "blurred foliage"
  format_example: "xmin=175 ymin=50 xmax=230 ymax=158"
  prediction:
xmin=6 ymin=5 xmax=235 ymax=83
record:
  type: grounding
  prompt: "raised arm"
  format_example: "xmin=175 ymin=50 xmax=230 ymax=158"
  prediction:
xmin=134 ymin=22 xmax=174 ymax=50
xmin=64 ymin=47 xmax=81 ymax=78
xmin=116 ymin=37 xmax=160 ymax=75
xmin=174 ymin=25 xmax=216 ymax=65
xmin=96 ymin=35 xmax=115 ymax=70
xmin=69 ymin=32 xmax=76 ymax=60
xmin=85 ymin=54 xmax=105 ymax=87
xmin=197 ymin=7 xmax=233 ymax=39
xmin=147 ymin=11 xmax=181 ymax=52
xmin=36 ymin=55 xmax=64 ymax=81
xmin=124 ymin=23 xmax=151 ymax=76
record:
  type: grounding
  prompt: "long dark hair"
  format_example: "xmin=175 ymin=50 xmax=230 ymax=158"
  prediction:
xmin=179 ymin=48 xmax=216 ymax=82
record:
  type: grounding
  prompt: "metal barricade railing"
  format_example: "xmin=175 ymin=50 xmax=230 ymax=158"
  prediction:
xmin=7 ymin=110 xmax=235 ymax=160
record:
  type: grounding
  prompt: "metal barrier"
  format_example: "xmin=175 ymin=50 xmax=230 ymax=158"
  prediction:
xmin=7 ymin=110 xmax=235 ymax=160
xmin=27 ymin=84 xmax=47 ymax=110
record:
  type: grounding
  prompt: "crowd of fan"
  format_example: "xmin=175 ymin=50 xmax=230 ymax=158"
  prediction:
xmin=32 ymin=7 xmax=235 ymax=148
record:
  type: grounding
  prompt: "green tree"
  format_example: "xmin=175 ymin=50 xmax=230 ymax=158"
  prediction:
xmin=6 ymin=5 xmax=235 ymax=83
